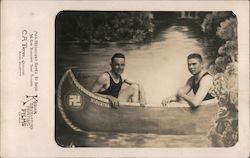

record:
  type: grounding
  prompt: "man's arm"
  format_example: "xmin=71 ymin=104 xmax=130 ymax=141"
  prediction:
xmin=91 ymin=74 xmax=107 ymax=93
xmin=177 ymin=75 xmax=213 ymax=107
xmin=91 ymin=74 xmax=119 ymax=108
xmin=123 ymin=78 xmax=135 ymax=85
xmin=177 ymin=77 xmax=193 ymax=98
xmin=123 ymin=79 xmax=147 ymax=106
xmin=162 ymin=78 xmax=192 ymax=106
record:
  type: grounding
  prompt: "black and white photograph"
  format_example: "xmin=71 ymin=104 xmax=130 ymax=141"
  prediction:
xmin=55 ymin=11 xmax=238 ymax=148
xmin=1 ymin=1 xmax=249 ymax=157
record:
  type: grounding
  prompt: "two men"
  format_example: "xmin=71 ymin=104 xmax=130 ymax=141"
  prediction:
xmin=162 ymin=53 xmax=215 ymax=107
xmin=91 ymin=53 xmax=147 ymax=108
xmin=92 ymin=52 xmax=214 ymax=108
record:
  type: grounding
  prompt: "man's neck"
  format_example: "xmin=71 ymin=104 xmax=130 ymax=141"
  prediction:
xmin=194 ymin=69 xmax=206 ymax=81
xmin=110 ymin=71 xmax=120 ymax=80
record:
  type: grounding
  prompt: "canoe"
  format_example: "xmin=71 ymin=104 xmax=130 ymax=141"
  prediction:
xmin=57 ymin=69 xmax=218 ymax=135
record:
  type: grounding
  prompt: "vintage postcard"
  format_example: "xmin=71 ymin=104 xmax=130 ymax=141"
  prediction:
xmin=1 ymin=0 xmax=249 ymax=157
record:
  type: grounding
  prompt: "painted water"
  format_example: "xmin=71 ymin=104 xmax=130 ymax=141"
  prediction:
xmin=56 ymin=23 xmax=215 ymax=147
xmin=56 ymin=132 xmax=211 ymax=147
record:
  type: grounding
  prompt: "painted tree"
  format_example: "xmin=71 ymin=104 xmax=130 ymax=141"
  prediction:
xmin=201 ymin=12 xmax=238 ymax=147
xmin=56 ymin=12 xmax=154 ymax=43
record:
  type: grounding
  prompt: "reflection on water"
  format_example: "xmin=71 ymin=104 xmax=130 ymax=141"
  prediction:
xmin=56 ymin=24 xmax=212 ymax=147
xmin=57 ymin=132 xmax=211 ymax=147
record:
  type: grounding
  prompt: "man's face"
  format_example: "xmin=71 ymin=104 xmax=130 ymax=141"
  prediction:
xmin=188 ymin=58 xmax=203 ymax=75
xmin=111 ymin=57 xmax=125 ymax=75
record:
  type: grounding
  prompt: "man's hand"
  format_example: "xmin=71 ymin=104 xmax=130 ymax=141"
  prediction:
xmin=139 ymin=97 xmax=147 ymax=107
xmin=107 ymin=96 xmax=119 ymax=109
xmin=139 ymin=90 xmax=147 ymax=107
xmin=161 ymin=95 xmax=176 ymax=106
xmin=161 ymin=98 xmax=169 ymax=107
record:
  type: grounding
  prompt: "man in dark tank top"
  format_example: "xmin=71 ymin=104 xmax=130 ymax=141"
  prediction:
xmin=91 ymin=53 xmax=147 ymax=108
xmin=162 ymin=53 xmax=215 ymax=107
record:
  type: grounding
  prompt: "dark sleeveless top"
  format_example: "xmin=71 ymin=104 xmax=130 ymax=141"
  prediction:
xmin=192 ymin=72 xmax=214 ymax=101
xmin=98 ymin=72 xmax=123 ymax=98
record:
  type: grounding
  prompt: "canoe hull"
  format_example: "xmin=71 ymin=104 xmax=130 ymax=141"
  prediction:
xmin=57 ymin=70 xmax=218 ymax=135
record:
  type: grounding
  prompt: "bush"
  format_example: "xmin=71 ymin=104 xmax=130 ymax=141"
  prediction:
xmin=216 ymin=18 xmax=237 ymax=40
xmin=56 ymin=12 xmax=154 ymax=43
xmin=201 ymin=12 xmax=235 ymax=35
xmin=208 ymin=63 xmax=238 ymax=147
xmin=201 ymin=12 xmax=238 ymax=147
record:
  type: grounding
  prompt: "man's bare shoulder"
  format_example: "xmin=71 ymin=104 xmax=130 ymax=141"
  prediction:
xmin=204 ymin=73 xmax=213 ymax=80
xmin=200 ymin=74 xmax=213 ymax=85
xmin=97 ymin=72 xmax=110 ymax=83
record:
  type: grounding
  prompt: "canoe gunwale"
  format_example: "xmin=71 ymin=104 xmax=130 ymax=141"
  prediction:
xmin=67 ymin=69 xmax=110 ymax=104
xmin=57 ymin=69 xmax=85 ymax=132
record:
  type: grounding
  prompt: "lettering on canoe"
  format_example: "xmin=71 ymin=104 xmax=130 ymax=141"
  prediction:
xmin=90 ymin=98 xmax=109 ymax=107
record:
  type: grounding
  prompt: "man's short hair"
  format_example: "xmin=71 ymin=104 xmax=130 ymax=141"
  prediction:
xmin=111 ymin=53 xmax=125 ymax=63
xmin=187 ymin=53 xmax=203 ymax=63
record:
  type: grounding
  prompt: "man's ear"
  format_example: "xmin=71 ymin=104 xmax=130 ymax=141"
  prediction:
xmin=201 ymin=62 xmax=204 ymax=68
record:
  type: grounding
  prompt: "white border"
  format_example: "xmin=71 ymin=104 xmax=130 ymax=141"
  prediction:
xmin=1 ymin=1 xmax=249 ymax=157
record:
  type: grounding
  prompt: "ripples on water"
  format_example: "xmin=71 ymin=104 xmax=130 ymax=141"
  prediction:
xmin=56 ymin=132 xmax=211 ymax=147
